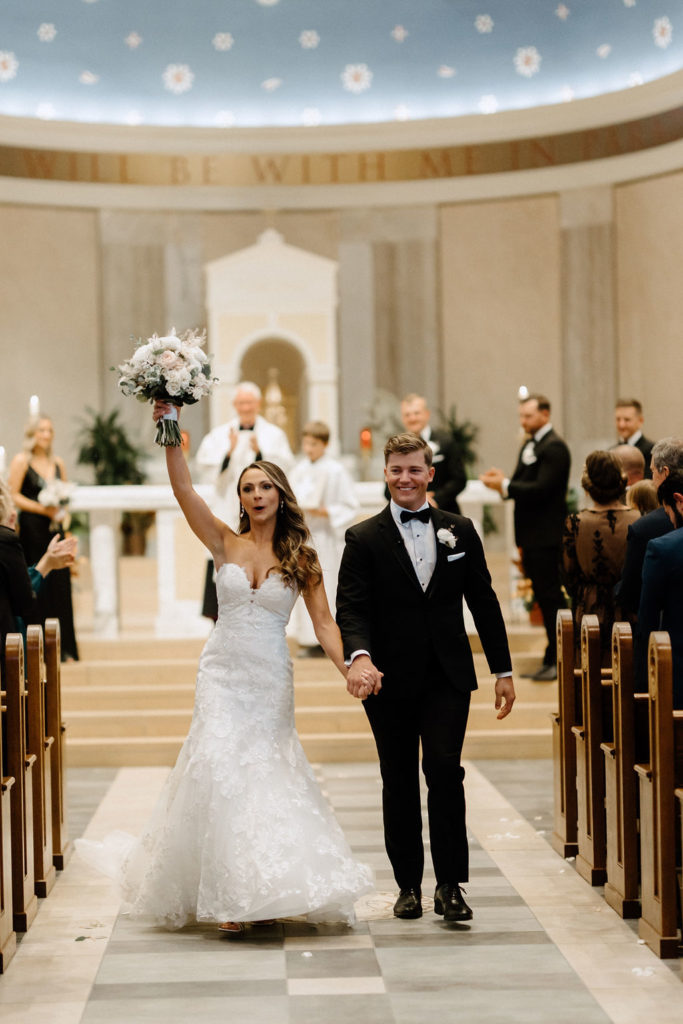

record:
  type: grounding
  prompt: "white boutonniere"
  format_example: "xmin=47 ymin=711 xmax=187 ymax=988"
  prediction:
xmin=437 ymin=527 xmax=458 ymax=549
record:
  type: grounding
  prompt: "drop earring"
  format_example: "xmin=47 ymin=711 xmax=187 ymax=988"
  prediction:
xmin=239 ymin=504 xmax=246 ymax=519
xmin=279 ymin=499 xmax=284 ymax=513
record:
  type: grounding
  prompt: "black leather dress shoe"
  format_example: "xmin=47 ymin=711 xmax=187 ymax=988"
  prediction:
xmin=393 ymin=888 xmax=422 ymax=919
xmin=530 ymin=663 xmax=557 ymax=681
xmin=434 ymin=884 xmax=473 ymax=922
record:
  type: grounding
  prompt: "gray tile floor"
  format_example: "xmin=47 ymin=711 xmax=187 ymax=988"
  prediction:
xmin=73 ymin=761 xmax=617 ymax=1024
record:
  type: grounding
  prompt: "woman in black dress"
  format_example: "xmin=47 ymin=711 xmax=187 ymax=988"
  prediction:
xmin=8 ymin=416 xmax=79 ymax=660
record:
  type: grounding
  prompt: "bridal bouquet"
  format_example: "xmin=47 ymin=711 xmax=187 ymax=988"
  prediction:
xmin=117 ymin=328 xmax=217 ymax=446
xmin=37 ymin=479 xmax=76 ymax=532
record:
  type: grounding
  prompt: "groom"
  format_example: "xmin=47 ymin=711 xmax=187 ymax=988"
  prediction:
xmin=336 ymin=433 xmax=515 ymax=922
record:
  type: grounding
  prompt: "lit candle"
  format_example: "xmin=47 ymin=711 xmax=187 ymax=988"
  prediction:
xmin=518 ymin=385 xmax=529 ymax=401
xmin=29 ymin=394 xmax=40 ymax=418
xmin=0 ymin=446 xmax=5 ymax=476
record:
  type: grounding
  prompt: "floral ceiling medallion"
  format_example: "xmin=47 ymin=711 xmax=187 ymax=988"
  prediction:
xmin=0 ymin=1 xmax=679 ymax=128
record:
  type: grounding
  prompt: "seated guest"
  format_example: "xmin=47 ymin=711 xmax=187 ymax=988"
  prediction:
xmin=614 ymin=398 xmax=655 ymax=477
xmin=637 ymin=471 xmax=683 ymax=709
xmin=614 ymin=437 xmax=683 ymax=616
xmin=561 ymin=451 xmax=639 ymax=664
xmin=0 ymin=479 xmax=76 ymax=658
xmin=626 ymin=479 xmax=658 ymax=516
xmin=613 ymin=444 xmax=645 ymax=488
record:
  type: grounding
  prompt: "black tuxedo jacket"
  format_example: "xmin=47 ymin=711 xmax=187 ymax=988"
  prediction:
xmin=508 ymin=429 xmax=570 ymax=549
xmin=427 ymin=428 xmax=467 ymax=514
xmin=336 ymin=506 xmax=511 ymax=695
xmin=634 ymin=435 xmax=654 ymax=478
xmin=614 ymin=505 xmax=673 ymax=614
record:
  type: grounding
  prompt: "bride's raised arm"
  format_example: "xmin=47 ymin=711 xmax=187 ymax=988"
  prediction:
xmin=154 ymin=401 xmax=229 ymax=559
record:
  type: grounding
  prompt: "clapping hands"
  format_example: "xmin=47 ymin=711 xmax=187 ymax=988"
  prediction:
xmin=347 ymin=655 xmax=383 ymax=700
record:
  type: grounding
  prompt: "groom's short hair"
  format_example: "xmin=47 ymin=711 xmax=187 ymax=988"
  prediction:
xmin=384 ymin=433 xmax=433 ymax=467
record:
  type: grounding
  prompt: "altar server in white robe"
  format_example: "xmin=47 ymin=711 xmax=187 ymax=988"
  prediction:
xmin=289 ymin=421 xmax=359 ymax=655
xmin=195 ymin=381 xmax=294 ymax=618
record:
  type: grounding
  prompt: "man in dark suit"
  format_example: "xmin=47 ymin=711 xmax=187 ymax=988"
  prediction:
xmin=480 ymin=394 xmax=570 ymax=681
xmin=337 ymin=433 xmax=515 ymax=923
xmin=637 ymin=471 xmax=683 ymax=709
xmin=615 ymin=438 xmax=683 ymax=614
xmin=398 ymin=394 xmax=467 ymax=513
xmin=615 ymin=398 xmax=655 ymax=478
xmin=615 ymin=438 xmax=683 ymax=688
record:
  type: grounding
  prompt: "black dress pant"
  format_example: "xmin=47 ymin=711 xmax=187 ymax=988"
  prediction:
xmin=522 ymin=544 xmax=565 ymax=666
xmin=363 ymin=663 xmax=471 ymax=889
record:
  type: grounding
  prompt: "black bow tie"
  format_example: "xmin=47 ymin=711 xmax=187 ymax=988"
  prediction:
xmin=238 ymin=424 xmax=255 ymax=431
xmin=400 ymin=508 xmax=431 ymax=524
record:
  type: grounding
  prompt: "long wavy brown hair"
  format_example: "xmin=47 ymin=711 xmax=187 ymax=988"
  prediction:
xmin=236 ymin=461 xmax=323 ymax=593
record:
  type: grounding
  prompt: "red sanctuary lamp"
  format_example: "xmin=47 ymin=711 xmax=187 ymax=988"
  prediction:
xmin=359 ymin=426 xmax=372 ymax=480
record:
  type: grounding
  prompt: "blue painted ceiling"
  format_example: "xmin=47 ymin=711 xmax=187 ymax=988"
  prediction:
xmin=0 ymin=0 xmax=681 ymax=128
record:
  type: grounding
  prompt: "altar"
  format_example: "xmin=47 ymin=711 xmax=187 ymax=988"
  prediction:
xmin=71 ymin=481 xmax=507 ymax=638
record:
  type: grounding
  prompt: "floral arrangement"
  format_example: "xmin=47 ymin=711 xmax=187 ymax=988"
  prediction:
xmin=37 ymin=479 xmax=76 ymax=532
xmin=437 ymin=526 xmax=458 ymax=549
xmin=116 ymin=328 xmax=217 ymax=446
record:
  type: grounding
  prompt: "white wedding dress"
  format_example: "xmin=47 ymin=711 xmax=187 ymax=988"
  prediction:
xmin=78 ymin=562 xmax=373 ymax=929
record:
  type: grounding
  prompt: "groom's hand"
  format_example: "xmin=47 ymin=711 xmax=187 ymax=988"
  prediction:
xmin=347 ymin=655 xmax=383 ymax=700
xmin=495 ymin=677 xmax=516 ymax=719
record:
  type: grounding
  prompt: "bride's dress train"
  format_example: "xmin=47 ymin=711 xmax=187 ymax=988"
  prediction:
xmin=77 ymin=562 xmax=373 ymax=929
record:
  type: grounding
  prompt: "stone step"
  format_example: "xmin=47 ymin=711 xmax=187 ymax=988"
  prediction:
xmin=74 ymin=624 xmax=546 ymax=664
xmin=64 ymin=699 xmax=555 ymax=739
xmin=61 ymin=653 xmax=549 ymax=691
xmin=64 ymin=726 xmax=552 ymax=767
xmin=61 ymin=673 xmax=556 ymax=712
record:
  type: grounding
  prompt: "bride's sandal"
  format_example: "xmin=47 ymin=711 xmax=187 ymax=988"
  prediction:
xmin=218 ymin=921 xmax=245 ymax=934
xmin=253 ymin=919 xmax=276 ymax=926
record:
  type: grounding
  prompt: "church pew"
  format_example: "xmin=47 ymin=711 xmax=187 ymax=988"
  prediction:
xmin=572 ymin=615 xmax=613 ymax=885
xmin=4 ymin=635 xmax=38 ymax=932
xmin=676 ymin=787 xmax=683 ymax=925
xmin=44 ymin=619 xmax=71 ymax=870
xmin=601 ymin=622 xmax=649 ymax=919
xmin=25 ymin=626 xmax=56 ymax=899
xmin=0 ymin=676 xmax=17 ymax=972
xmin=635 ymin=631 xmax=683 ymax=958
xmin=551 ymin=609 xmax=579 ymax=858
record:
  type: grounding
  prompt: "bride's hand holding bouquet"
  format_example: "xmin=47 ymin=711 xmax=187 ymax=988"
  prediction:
xmin=117 ymin=328 xmax=217 ymax=446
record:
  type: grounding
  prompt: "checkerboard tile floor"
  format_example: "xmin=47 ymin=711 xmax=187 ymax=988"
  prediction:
xmin=1 ymin=762 xmax=680 ymax=1024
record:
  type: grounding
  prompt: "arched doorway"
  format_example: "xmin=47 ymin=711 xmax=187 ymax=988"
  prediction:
xmin=239 ymin=337 xmax=306 ymax=450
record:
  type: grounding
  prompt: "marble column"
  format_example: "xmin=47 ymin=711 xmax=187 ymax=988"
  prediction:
xmin=338 ymin=206 xmax=440 ymax=460
xmin=559 ymin=187 xmax=617 ymax=481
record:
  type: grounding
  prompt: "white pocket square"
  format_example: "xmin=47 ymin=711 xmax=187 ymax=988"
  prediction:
xmin=447 ymin=552 xmax=465 ymax=562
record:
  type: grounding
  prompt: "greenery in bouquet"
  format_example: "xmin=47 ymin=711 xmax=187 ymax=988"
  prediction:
xmin=116 ymin=328 xmax=217 ymax=446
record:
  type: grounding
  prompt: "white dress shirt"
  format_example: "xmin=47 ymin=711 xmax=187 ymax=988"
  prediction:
xmin=390 ymin=499 xmax=436 ymax=591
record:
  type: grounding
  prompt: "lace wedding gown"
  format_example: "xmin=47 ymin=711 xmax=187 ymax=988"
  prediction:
xmin=78 ymin=562 xmax=373 ymax=929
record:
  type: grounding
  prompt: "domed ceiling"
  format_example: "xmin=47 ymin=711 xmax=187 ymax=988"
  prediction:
xmin=0 ymin=0 xmax=681 ymax=129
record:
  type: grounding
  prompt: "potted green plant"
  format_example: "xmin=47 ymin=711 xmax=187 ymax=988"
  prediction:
xmin=76 ymin=408 xmax=152 ymax=555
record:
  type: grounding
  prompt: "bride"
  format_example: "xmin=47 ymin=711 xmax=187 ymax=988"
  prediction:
xmin=79 ymin=401 xmax=377 ymax=933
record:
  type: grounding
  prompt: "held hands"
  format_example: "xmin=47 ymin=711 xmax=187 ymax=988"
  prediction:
xmin=494 ymin=677 xmax=516 ymax=720
xmin=347 ymin=655 xmax=383 ymax=700
xmin=479 ymin=468 xmax=505 ymax=494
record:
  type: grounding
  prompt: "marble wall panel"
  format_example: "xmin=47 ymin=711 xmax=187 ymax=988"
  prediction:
xmin=615 ymin=169 xmax=683 ymax=442
xmin=0 ymin=204 xmax=100 ymax=474
xmin=439 ymin=197 xmax=563 ymax=477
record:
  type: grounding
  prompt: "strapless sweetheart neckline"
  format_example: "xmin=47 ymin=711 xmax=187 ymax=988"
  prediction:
xmin=216 ymin=560 xmax=283 ymax=593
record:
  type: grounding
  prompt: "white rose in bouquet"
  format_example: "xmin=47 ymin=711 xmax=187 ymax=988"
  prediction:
xmin=37 ymin=478 xmax=76 ymax=532
xmin=117 ymin=328 xmax=218 ymax=446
